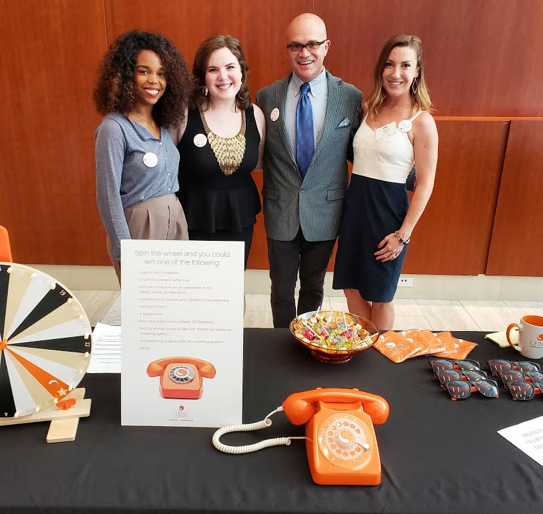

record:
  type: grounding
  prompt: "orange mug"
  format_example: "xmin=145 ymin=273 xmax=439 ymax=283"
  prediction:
xmin=506 ymin=315 xmax=543 ymax=360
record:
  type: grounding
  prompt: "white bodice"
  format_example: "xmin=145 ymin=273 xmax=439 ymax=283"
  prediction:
xmin=351 ymin=111 xmax=422 ymax=184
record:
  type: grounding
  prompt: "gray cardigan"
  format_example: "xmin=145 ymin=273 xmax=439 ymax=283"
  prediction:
xmin=95 ymin=113 xmax=179 ymax=260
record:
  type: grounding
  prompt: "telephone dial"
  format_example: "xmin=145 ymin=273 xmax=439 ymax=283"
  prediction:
xmin=147 ymin=357 xmax=216 ymax=399
xmin=212 ymin=388 xmax=389 ymax=485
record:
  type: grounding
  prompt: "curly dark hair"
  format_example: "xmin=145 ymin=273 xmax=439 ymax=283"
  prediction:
xmin=93 ymin=31 xmax=193 ymax=128
xmin=192 ymin=35 xmax=252 ymax=111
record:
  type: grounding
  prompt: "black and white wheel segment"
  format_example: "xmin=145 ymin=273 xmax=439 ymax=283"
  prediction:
xmin=0 ymin=263 xmax=92 ymax=418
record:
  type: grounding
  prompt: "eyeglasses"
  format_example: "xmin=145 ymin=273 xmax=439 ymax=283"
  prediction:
xmin=498 ymin=370 xmax=543 ymax=389
xmin=444 ymin=379 xmax=499 ymax=401
xmin=428 ymin=359 xmax=480 ymax=373
xmin=286 ymin=40 xmax=328 ymax=53
xmin=507 ymin=381 xmax=542 ymax=401
xmin=434 ymin=369 xmax=488 ymax=386
xmin=487 ymin=359 xmax=541 ymax=377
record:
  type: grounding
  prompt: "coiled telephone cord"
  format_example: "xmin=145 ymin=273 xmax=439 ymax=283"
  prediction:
xmin=212 ymin=406 xmax=306 ymax=454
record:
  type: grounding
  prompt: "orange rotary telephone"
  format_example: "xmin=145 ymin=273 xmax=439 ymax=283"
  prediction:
xmin=212 ymin=388 xmax=389 ymax=485
xmin=146 ymin=357 xmax=216 ymax=399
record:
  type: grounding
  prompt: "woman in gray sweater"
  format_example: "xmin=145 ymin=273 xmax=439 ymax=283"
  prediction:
xmin=94 ymin=31 xmax=193 ymax=282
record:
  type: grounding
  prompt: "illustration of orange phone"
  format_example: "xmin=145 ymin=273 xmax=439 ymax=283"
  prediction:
xmin=146 ymin=357 xmax=216 ymax=399
xmin=212 ymin=387 xmax=389 ymax=486
xmin=283 ymin=388 xmax=389 ymax=485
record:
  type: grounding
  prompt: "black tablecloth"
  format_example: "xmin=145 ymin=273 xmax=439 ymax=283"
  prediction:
xmin=1 ymin=330 xmax=543 ymax=513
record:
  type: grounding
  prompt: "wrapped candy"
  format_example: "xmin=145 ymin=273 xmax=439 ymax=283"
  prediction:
xmin=292 ymin=311 xmax=373 ymax=350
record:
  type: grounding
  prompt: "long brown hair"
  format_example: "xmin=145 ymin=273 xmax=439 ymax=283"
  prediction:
xmin=366 ymin=34 xmax=432 ymax=120
xmin=192 ymin=34 xmax=251 ymax=111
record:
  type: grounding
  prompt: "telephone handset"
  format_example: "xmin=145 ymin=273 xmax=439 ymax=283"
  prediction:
xmin=212 ymin=387 xmax=389 ymax=485
xmin=147 ymin=357 xmax=216 ymax=399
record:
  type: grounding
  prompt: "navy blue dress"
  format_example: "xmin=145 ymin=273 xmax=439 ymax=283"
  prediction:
xmin=333 ymin=113 xmax=420 ymax=302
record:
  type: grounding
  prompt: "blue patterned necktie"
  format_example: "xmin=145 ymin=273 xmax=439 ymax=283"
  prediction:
xmin=295 ymin=82 xmax=314 ymax=179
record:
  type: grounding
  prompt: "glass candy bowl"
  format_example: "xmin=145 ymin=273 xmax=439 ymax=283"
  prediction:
xmin=289 ymin=310 xmax=378 ymax=363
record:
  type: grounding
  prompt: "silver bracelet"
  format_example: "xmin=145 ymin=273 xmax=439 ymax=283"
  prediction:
xmin=394 ymin=231 xmax=410 ymax=246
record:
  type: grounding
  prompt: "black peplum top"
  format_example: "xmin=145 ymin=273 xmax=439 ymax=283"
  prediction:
xmin=176 ymin=106 xmax=262 ymax=233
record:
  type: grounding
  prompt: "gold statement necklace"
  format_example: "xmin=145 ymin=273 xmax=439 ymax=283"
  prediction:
xmin=199 ymin=106 xmax=246 ymax=176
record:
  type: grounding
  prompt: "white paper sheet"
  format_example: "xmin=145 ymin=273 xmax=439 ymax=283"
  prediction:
xmin=87 ymin=323 xmax=122 ymax=373
xmin=120 ymin=240 xmax=244 ymax=428
xmin=498 ymin=416 xmax=543 ymax=467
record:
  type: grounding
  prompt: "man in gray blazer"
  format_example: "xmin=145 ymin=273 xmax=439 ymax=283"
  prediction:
xmin=257 ymin=13 xmax=362 ymax=327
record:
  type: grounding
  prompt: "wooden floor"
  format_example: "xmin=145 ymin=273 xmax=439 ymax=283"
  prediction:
xmin=73 ymin=290 xmax=543 ymax=332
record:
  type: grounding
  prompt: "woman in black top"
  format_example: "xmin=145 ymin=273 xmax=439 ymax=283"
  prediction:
xmin=171 ymin=35 xmax=265 ymax=269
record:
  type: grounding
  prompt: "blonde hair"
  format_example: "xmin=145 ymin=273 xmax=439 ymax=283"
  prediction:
xmin=366 ymin=34 xmax=432 ymax=120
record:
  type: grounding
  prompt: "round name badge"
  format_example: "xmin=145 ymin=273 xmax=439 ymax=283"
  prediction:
xmin=143 ymin=152 xmax=158 ymax=168
xmin=270 ymin=108 xmax=280 ymax=122
xmin=398 ymin=120 xmax=412 ymax=133
xmin=193 ymin=133 xmax=207 ymax=147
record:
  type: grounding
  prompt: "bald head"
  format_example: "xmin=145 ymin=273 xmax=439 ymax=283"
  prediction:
xmin=287 ymin=13 xmax=327 ymax=43
xmin=286 ymin=13 xmax=330 ymax=82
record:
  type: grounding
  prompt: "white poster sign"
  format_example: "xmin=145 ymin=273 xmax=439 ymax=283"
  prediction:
xmin=120 ymin=239 xmax=244 ymax=427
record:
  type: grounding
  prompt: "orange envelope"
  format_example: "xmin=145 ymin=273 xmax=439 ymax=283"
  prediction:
xmin=431 ymin=332 xmax=477 ymax=360
xmin=406 ymin=330 xmax=448 ymax=358
xmin=374 ymin=331 xmax=420 ymax=363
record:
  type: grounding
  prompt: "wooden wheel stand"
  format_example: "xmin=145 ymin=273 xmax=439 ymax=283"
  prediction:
xmin=0 ymin=388 xmax=92 ymax=443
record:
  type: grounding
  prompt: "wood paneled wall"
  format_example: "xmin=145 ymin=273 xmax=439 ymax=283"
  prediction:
xmin=1 ymin=0 xmax=542 ymax=276
xmin=403 ymin=119 xmax=509 ymax=275
xmin=0 ymin=0 xmax=106 ymax=264
xmin=316 ymin=0 xmax=543 ymax=117
xmin=486 ymin=121 xmax=543 ymax=276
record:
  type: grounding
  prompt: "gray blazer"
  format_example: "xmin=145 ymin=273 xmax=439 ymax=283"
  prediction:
xmin=256 ymin=71 xmax=362 ymax=242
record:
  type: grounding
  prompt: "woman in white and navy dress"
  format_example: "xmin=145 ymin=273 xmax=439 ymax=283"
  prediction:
xmin=333 ymin=35 xmax=439 ymax=329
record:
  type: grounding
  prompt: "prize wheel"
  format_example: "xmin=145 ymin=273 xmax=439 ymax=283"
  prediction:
xmin=0 ymin=262 xmax=92 ymax=418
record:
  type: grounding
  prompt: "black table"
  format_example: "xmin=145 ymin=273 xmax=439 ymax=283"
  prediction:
xmin=1 ymin=330 xmax=542 ymax=513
